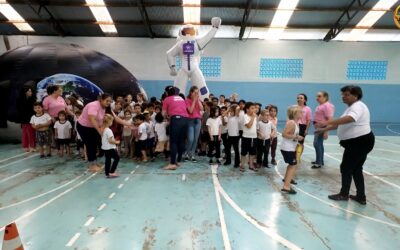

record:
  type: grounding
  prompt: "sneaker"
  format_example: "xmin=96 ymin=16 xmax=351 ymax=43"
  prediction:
xmin=282 ymin=179 xmax=297 ymax=185
xmin=328 ymin=193 xmax=349 ymax=201
xmin=281 ymin=188 xmax=297 ymax=195
xmin=312 ymin=161 xmax=324 ymax=166
xmin=271 ymin=159 xmax=277 ymax=165
xmin=349 ymin=195 xmax=367 ymax=205
xmin=191 ymin=157 xmax=197 ymax=163
xmin=263 ymin=164 xmax=270 ymax=168
xmin=184 ymin=156 xmax=190 ymax=162
xmin=311 ymin=165 xmax=322 ymax=169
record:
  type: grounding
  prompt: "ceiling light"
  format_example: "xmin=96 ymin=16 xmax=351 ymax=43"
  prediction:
xmin=0 ymin=0 xmax=34 ymax=32
xmin=264 ymin=0 xmax=299 ymax=40
xmin=183 ymin=0 xmax=201 ymax=24
xmin=86 ymin=0 xmax=117 ymax=34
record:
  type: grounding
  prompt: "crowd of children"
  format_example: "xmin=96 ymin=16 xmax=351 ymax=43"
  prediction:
xmin=29 ymin=89 xmax=312 ymax=194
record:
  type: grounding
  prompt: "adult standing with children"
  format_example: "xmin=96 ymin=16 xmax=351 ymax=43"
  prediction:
xmin=17 ymin=85 xmax=36 ymax=152
xmin=185 ymin=86 xmax=203 ymax=162
xmin=312 ymin=91 xmax=334 ymax=169
xmin=42 ymin=85 xmax=67 ymax=120
xmin=317 ymin=85 xmax=374 ymax=205
xmin=296 ymin=93 xmax=312 ymax=163
xmin=162 ymin=86 xmax=189 ymax=170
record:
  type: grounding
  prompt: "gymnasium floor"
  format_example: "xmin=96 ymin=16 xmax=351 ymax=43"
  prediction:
xmin=0 ymin=123 xmax=399 ymax=250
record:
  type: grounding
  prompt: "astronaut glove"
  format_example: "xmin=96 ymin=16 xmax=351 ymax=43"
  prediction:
xmin=211 ymin=17 xmax=222 ymax=28
xmin=170 ymin=66 xmax=178 ymax=76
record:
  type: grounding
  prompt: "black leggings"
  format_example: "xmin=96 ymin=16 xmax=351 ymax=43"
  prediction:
xmin=208 ymin=136 xmax=221 ymax=159
xmin=339 ymin=132 xmax=375 ymax=197
xmin=104 ymin=149 xmax=120 ymax=176
xmin=76 ymin=122 xmax=101 ymax=162
xmin=270 ymin=137 xmax=277 ymax=160
xmin=257 ymin=138 xmax=271 ymax=165
xmin=225 ymin=136 xmax=240 ymax=165
xmin=169 ymin=116 xmax=188 ymax=164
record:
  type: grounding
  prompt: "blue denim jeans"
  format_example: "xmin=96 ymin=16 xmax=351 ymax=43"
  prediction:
xmin=169 ymin=116 xmax=188 ymax=164
xmin=313 ymin=133 xmax=325 ymax=165
xmin=186 ymin=118 xmax=201 ymax=157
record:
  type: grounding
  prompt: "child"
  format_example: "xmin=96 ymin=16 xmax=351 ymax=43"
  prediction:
xmin=225 ymin=104 xmax=240 ymax=167
xmin=101 ymin=114 xmax=121 ymax=178
xmin=136 ymin=114 xmax=148 ymax=162
xmin=240 ymin=102 xmax=258 ymax=172
xmin=122 ymin=110 xmax=133 ymax=157
xmin=154 ymin=112 xmax=169 ymax=159
xmin=144 ymin=111 xmax=156 ymax=161
xmin=281 ymin=106 xmax=304 ymax=194
xmin=206 ymin=106 xmax=222 ymax=164
xmin=30 ymin=102 xmax=52 ymax=158
xmin=257 ymin=109 xmax=276 ymax=168
xmin=74 ymin=110 xmax=86 ymax=159
xmin=269 ymin=105 xmax=279 ymax=165
xmin=220 ymin=106 xmax=229 ymax=161
xmin=130 ymin=117 xmax=140 ymax=160
xmin=133 ymin=104 xmax=142 ymax=118
xmin=54 ymin=110 xmax=72 ymax=157
xmin=199 ymin=101 xmax=212 ymax=156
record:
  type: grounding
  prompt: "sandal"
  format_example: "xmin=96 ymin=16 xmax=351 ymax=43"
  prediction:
xmin=239 ymin=166 xmax=245 ymax=172
xmin=282 ymin=179 xmax=298 ymax=185
xmin=249 ymin=167 xmax=258 ymax=172
xmin=281 ymin=188 xmax=297 ymax=194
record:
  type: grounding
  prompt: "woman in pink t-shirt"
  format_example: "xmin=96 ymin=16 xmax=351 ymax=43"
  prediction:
xmin=184 ymin=86 xmax=204 ymax=162
xmin=42 ymin=85 xmax=67 ymax=119
xmin=296 ymin=93 xmax=312 ymax=164
xmin=312 ymin=91 xmax=335 ymax=169
xmin=162 ymin=86 xmax=189 ymax=170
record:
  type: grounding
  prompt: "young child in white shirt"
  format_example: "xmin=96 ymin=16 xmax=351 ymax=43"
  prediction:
xmin=225 ymin=104 xmax=240 ymax=167
xmin=257 ymin=109 xmax=276 ymax=168
xmin=30 ymin=102 xmax=52 ymax=158
xmin=206 ymin=107 xmax=222 ymax=164
xmin=241 ymin=102 xmax=258 ymax=172
xmin=136 ymin=114 xmax=148 ymax=162
xmin=154 ymin=112 xmax=169 ymax=159
xmin=101 ymin=114 xmax=121 ymax=178
xmin=54 ymin=110 xmax=72 ymax=157
xmin=122 ymin=110 xmax=133 ymax=158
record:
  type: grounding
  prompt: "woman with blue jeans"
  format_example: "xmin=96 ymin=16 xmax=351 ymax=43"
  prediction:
xmin=312 ymin=91 xmax=334 ymax=169
xmin=184 ymin=86 xmax=203 ymax=162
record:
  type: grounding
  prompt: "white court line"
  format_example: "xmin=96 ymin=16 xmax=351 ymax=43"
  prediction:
xmin=108 ymin=192 xmax=116 ymax=199
xmin=130 ymin=170 xmax=135 ymax=174
xmin=182 ymin=174 xmax=186 ymax=181
xmin=66 ymin=233 xmax=81 ymax=247
xmin=302 ymin=142 xmax=400 ymax=190
xmin=0 ymin=168 xmax=31 ymax=184
xmin=274 ymin=163 xmax=400 ymax=229
xmin=95 ymin=227 xmax=107 ymax=235
xmin=0 ymin=154 xmax=37 ymax=170
xmin=97 ymin=203 xmax=107 ymax=211
xmin=212 ymin=166 xmax=302 ymax=250
xmin=84 ymin=216 xmax=95 ymax=227
xmin=211 ymin=165 xmax=231 ymax=250
xmin=375 ymin=139 xmax=400 ymax=148
xmin=0 ymin=152 xmax=30 ymax=164
xmin=136 ymin=165 xmax=140 ymax=169
xmin=0 ymin=172 xmax=85 ymax=210
xmin=386 ymin=124 xmax=400 ymax=135
xmin=118 ymin=184 xmax=124 ymax=189
xmin=0 ymin=172 xmax=98 ymax=232
xmin=124 ymin=177 xmax=129 ymax=182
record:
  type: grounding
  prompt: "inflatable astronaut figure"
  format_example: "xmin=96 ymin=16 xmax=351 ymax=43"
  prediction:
xmin=167 ymin=17 xmax=222 ymax=100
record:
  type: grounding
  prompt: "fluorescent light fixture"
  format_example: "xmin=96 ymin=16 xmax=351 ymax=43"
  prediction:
xmin=264 ymin=0 xmax=299 ymax=40
xmin=343 ymin=0 xmax=398 ymax=41
xmin=0 ymin=0 xmax=34 ymax=32
xmin=183 ymin=0 xmax=201 ymax=24
xmin=86 ymin=0 xmax=117 ymax=34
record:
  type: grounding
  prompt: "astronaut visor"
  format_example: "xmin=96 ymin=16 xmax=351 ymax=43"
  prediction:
xmin=181 ymin=27 xmax=196 ymax=36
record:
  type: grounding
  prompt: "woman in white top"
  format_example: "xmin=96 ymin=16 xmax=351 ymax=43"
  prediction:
xmin=280 ymin=106 xmax=304 ymax=194
xmin=317 ymin=85 xmax=374 ymax=205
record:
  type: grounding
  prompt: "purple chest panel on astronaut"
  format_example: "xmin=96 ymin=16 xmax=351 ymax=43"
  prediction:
xmin=183 ymin=42 xmax=195 ymax=55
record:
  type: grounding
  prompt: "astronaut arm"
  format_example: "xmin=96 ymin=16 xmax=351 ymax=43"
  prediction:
xmin=197 ymin=17 xmax=221 ymax=50
xmin=166 ymin=43 xmax=180 ymax=69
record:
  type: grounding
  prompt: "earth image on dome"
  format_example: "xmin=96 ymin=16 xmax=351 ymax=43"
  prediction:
xmin=37 ymin=74 xmax=103 ymax=104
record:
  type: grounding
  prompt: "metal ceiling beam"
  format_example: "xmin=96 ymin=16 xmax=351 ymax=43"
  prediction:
xmin=323 ymin=0 xmax=370 ymax=42
xmin=0 ymin=18 xmax=396 ymax=30
xmin=6 ymin=0 xmax=397 ymax=12
xmin=239 ymin=0 xmax=253 ymax=40
xmin=23 ymin=0 xmax=66 ymax=36
xmin=135 ymin=0 xmax=154 ymax=38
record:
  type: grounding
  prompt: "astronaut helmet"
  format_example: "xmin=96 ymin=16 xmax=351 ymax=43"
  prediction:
xmin=178 ymin=24 xmax=198 ymax=40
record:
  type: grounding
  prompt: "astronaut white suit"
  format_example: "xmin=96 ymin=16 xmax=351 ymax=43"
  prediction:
xmin=166 ymin=17 xmax=222 ymax=100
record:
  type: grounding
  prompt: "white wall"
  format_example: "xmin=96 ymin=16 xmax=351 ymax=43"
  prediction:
xmin=4 ymin=35 xmax=400 ymax=84
xmin=0 ymin=35 xmax=6 ymax=54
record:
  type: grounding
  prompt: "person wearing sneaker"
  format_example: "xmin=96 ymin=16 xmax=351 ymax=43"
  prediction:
xmin=317 ymin=85 xmax=374 ymax=205
xmin=280 ymin=106 xmax=304 ymax=195
xmin=185 ymin=86 xmax=203 ymax=163
xmin=312 ymin=91 xmax=335 ymax=169
xmin=206 ymin=107 xmax=222 ymax=164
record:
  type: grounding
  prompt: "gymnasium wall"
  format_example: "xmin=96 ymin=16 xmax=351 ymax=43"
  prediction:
xmin=2 ymin=35 xmax=400 ymax=123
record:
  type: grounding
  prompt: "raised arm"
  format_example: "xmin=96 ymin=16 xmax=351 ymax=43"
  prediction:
xmin=196 ymin=17 xmax=221 ymax=50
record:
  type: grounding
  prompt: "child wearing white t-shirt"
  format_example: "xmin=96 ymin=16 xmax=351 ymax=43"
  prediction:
xmin=256 ymin=109 xmax=276 ymax=168
xmin=154 ymin=112 xmax=169 ymax=159
xmin=101 ymin=114 xmax=121 ymax=178
xmin=206 ymin=107 xmax=222 ymax=164
xmin=136 ymin=114 xmax=148 ymax=162
xmin=30 ymin=102 xmax=52 ymax=158
xmin=54 ymin=111 xmax=72 ymax=157
xmin=241 ymin=102 xmax=258 ymax=172
xmin=225 ymin=104 xmax=240 ymax=167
